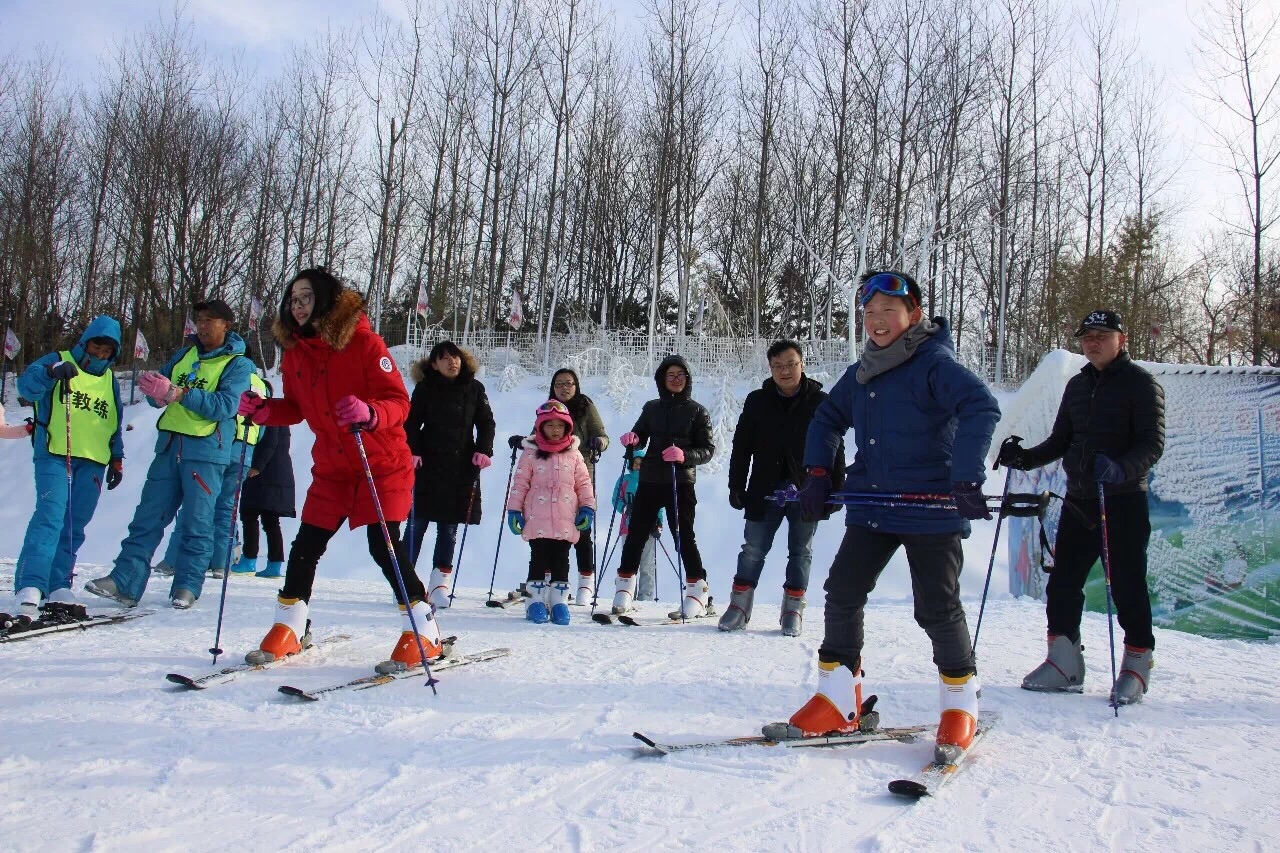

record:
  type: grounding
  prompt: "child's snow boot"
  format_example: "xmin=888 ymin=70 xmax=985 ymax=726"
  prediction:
xmin=669 ymin=578 xmax=710 ymax=620
xmin=255 ymin=561 xmax=284 ymax=579
xmin=379 ymin=600 xmax=445 ymax=673
xmin=780 ymin=589 xmax=806 ymax=637
xmin=428 ymin=567 xmax=452 ymax=609
xmin=612 ymin=574 xmax=637 ymax=615
xmin=575 ymin=572 xmax=594 ymax=606
xmin=784 ymin=659 xmax=864 ymax=737
xmin=231 ymin=555 xmax=259 ymax=575
xmin=1110 ymin=646 xmax=1153 ymax=706
xmin=717 ymin=584 xmax=754 ymax=631
xmin=936 ymin=671 xmax=980 ymax=764
xmin=549 ymin=582 xmax=571 ymax=626
xmin=1021 ymin=634 xmax=1085 ymax=692
xmin=246 ymin=596 xmax=310 ymax=664
xmin=525 ymin=580 xmax=549 ymax=623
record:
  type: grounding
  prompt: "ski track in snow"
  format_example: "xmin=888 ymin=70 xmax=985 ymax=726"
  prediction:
xmin=2 ymin=376 xmax=1279 ymax=850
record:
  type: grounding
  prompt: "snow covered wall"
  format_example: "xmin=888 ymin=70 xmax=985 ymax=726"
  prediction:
xmin=996 ymin=350 xmax=1280 ymax=640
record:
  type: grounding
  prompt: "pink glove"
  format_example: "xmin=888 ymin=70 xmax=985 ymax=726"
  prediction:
xmin=472 ymin=452 xmax=492 ymax=469
xmin=138 ymin=372 xmax=176 ymax=402
xmin=413 ymin=455 xmax=423 ymax=469
xmin=334 ymin=395 xmax=374 ymax=429
xmin=620 ymin=431 xmax=640 ymax=447
xmin=661 ymin=445 xmax=685 ymax=463
xmin=238 ymin=391 xmax=271 ymax=424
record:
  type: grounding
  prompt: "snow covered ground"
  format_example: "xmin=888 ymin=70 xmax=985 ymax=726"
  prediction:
xmin=1 ymin=369 xmax=1278 ymax=851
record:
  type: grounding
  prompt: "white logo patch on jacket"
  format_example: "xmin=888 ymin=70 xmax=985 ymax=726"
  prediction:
xmin=379 ymin=356 xmax=393 ymax=373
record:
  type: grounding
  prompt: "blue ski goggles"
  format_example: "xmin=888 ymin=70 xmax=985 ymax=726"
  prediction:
xmin=858 ymin=273 xmax=918 ymax=308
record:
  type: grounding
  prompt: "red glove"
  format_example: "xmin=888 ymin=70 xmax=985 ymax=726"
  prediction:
xmin=472 ymin=452 xmax=492 ymax=469
xmin=661 ymin=445 xmax=685 ymax=463
xmin=412 ymin=455 xmax=423 ymax=469
xmin=335 ymin=395 xmax=374 ymax=429
xmin=237 ymin=391 xmax=270 ymax=425
xmin=620 ymin=431 xmax=640 ymax=447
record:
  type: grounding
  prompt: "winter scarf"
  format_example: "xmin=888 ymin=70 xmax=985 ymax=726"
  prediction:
xmin=856 ymin=318 xmax=940 ymax=384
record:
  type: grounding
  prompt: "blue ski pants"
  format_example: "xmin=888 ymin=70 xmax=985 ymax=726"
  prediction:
xmin=15 ymin=456 xmax=106 ymax=595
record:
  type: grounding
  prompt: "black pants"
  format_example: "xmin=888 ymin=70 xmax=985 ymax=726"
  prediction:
xmin=281 ymin=521 xmax=424 ymax=604
xmin=240 ymin=508 xmax=284 ymax=562
xmin=574 ymin=527 xmax=594 ymax=575
xmin=820 ymin=524 xmax=974 ymax=677
xmin=528 ymin=538 xmax=572 ymax=583
xmin=1047 ymin=492 xmax=1155 ymax=649
xmin=620 ymin=480 xmax=704 ymax=581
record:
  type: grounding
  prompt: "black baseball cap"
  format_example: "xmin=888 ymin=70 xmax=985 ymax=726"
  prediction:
xmin=1074 ymin=309 xmax=1124 ymax=337
xmin=193 ymin=298 xmax=235 ymax=323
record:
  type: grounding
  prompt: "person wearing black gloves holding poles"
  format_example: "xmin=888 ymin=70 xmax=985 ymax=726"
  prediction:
xmin=1001 ymin=309 xmax=1165 ymax=705
xmin=721 ymin=340 xmax=842 ymax=637
xmin=779 ymin=271 xmax=999 ymax=767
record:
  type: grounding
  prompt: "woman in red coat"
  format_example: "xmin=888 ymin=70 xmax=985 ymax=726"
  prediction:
xmin=237 ymin=268 xmax=443 ymax=671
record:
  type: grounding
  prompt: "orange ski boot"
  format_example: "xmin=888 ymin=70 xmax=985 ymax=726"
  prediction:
xmin=246 ymin=596 xmax=309 ymax=664
xmin=935 ymin=671 xmax=980 ymax=764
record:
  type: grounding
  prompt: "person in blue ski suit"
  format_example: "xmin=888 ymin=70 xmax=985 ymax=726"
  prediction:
xmin=87 ymin=299 xmax=253 ymax=609
xmin=12 ymin=316 xmax=125 ymax=611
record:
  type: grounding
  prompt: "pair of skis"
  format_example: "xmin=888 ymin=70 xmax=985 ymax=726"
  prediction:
xmin=634 ymin=718 xmax=995 ymax=800
xmin=167 ymin=634 xmax=510 ymax=699
xmin=0 ymin=604 xmax=155 ymax=643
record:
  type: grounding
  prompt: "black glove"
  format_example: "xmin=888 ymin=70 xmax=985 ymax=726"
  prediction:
xmin=995 ymin=435 xmax=1028 ymax=470
xmin=106 ymin=459 xmax=123 ymax=491
xmin=728 ymin=489 xmax=745 ymax=511
xmin=507 ymin=434 xmax=524 ymax=450
xmin=797 ymin=469 xmax=832 ymax=518
xmin=1094 ymin=453 xmax=1125 ymax=484
xmin=952 ymin=482 xmax=992 ymax=520
xmin=589 ymin=436 xmax=607 ymax=452
xmin=47 ymin=360 xmax=79 ymax=381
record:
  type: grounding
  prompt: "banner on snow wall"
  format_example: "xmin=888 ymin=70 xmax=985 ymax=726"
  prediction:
xmin=1005 ymin=357 xmax=1280 ymax=641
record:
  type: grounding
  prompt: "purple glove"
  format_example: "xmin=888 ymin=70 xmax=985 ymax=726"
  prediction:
xmin=952 ymin=482 xmax=992 ymax=520
xmin=334 ymin=395 xmax=374 ymax=429
xmin=796 ymin=470 xmax=832 ymax=518
xmin=661 ymin=445 xmax=685 ymax=463
xmin=1094 ymin=453 xmax=1124 ymax=485
xmin=138 ymin=371 xmax=175 ymax=402
xmin=237 ymin=391 xmax=270 ymax=424
xmin=472 ymin=452 xmax=492 ymax=469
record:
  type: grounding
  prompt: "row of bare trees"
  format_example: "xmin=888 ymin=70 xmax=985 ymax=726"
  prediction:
xmin=0 ymin=0 xmax=1276 ymax=373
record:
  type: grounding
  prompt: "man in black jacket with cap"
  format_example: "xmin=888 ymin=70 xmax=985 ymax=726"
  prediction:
xmin=999 ymin=309 xmax=1165 ymax=705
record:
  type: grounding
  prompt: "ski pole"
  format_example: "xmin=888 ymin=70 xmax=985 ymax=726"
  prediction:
xmin=62 ymin=377 xmax=74 ymax=587
xmin=591 ymin=451 xmax=631 ymax=611
xmin=352 ymin=427 xmax=438 ymax=693
xmin=407 ymin=491 xmax=416 ymax=569
xmin=484 ymin=444 xmax=520 ymax=607
xmin=448 ymin=473 xmax=480 ymax=604
xmin=971 ymin=472 xmax=1014 ymax=655
xmin=1098 ymin=481 xmax=1119 ymax=717
xmin=209 ymin=436 xmax=252 ymax=664
xmin=669 ymin=458 xmax=688 ymax=621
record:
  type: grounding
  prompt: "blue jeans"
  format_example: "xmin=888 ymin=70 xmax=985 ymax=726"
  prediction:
xmin=16 ymin=456 xmax=106 ymax=595
xmin=733 ymin=502 xmax=818 ymax=592
xmin=408 ymin=517 xmax=458 ymax=569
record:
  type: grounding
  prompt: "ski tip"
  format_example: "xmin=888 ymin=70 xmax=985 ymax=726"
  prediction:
xmin=591 ymin=613 xmax=613 ymax=625
xmin=632 ymin=731 xmax=659 ymax=747
xmin=277 ymin=685 xmax=318 ymax=701
xmin=165 ymin=673 xmax=197 ymax=688
xmin=484 ymin=600 xmax=506 ymax=608
xmin=617 ymin=615 xmax=640 ymax=627
xmin=888 ymin=779 xmax=930 ymax=799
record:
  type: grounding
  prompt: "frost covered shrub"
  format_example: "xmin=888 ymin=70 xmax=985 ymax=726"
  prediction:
xmin=607 ymin=357 xmax=638 ymax=416
xmin=500 ymin=363 xmax=528 ymax=393
xmin=703 ymin=373 xmax=743 ymax=475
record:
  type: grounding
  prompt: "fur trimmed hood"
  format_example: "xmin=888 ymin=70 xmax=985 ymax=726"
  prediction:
xmin=410 ymin=347 xmax=480 ymax=384
xmin=274 ymin=288 xmax=365 ymax=352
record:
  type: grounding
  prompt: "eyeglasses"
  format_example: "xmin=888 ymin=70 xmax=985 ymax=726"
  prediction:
xmin=770 ymin=359 xmax=802 ymax=372
xmin=290 ymin=293 xmax=314 ymax=309
xmin=664 ymin=371 xmax=688 ymax=381
xmin=858 ymin=273 xmax=917 ymax=307
xmin=553 ymin=380 xmax=576 ymax=389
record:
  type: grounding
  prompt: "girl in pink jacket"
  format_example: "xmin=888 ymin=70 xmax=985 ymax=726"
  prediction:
xmin=505 ymin=399 xmax=596 ymax=625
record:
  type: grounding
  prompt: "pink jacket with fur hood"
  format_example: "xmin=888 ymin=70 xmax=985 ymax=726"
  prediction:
xmin=506 ymin=435 xmax=596 ymax=543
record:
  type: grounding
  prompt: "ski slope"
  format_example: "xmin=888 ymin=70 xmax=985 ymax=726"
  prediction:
xmin=1 ymin=370 xmax=1278 ymax=851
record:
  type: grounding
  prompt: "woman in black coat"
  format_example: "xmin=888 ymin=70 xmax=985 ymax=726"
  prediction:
xmin=405 ymin=341 xmax=496 ymax=607
xmin=234 ymin=380 xmax=297 ymax=579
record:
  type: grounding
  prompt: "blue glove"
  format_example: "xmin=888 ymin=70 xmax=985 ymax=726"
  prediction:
xmin=574 ymin=506 xmax=595 ymax=531
xmin=796 ymin=470 xmax=832 ymax=518
xmin=1094 ymin=453 xmax=1124 ymax=484
xmin=952 ymin=482 xmax=992 ymax=520
xmin=507 ymin=510 xmax=525 ymax=535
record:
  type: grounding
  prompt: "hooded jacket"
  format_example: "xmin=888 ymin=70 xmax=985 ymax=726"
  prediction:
xmin=20 ymin=315 xmax=126 ymax=464
xmin=629 ymin=355 xmax=715 ymax=485
xmin=262 ymin=288 xmax=412 ymax=529
xmin=240 ymin=424 xmax=296 ymax=518
xmin=405 ymin=348 xmax=496 ymax=524
xmin=805 ymin=319 xmax=1000 ymax=535
xmin=544 ymin=368 xmax=609 ymax=477
xmin=729 ymin=374 xmax=844 ymax=521
xmin=506 ymin=435 xmax=595 ymax=543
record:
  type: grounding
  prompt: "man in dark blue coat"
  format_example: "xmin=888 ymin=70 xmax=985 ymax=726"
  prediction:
xmin=783 ymin=271 xmax=999 ymax=767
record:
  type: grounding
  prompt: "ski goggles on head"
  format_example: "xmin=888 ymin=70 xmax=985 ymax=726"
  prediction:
xmin=857 ymin=273 xmax=917 ymax=308
xmin=537 ymin=399 xmax=570 ymax=416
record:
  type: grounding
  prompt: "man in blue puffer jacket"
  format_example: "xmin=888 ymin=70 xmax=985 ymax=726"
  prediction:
xmin=782 ymin=270 xmax=1000 ymax=768
xmin=87 ymin=299 xmax=253 ymax=610
xmin=12 ymin=316 xmax=125 ymax=615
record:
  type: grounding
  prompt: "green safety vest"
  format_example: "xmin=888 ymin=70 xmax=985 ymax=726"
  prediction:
xmin=235 ymin=373 xmax=268 ymax=446
xmin=46 ymin=350 xmax=118 ymax=465
xmin=156 ymin=347 xmax=239 ymax=437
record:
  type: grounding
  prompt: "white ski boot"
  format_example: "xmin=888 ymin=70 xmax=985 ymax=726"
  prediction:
xmin=427 ymin=567 xmax=452 ymax=609
xmin=669 ymin=578 xmax=710 ymax=620
xmin=612 ymin=574 xmax=637 ymax=615
xmin=575 ymin=573 xmax=594 ymax=606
